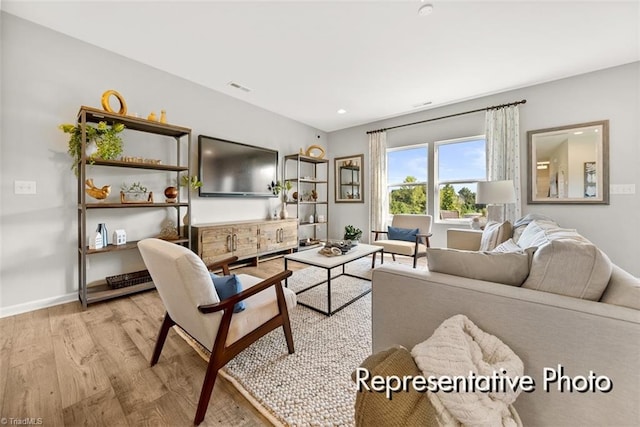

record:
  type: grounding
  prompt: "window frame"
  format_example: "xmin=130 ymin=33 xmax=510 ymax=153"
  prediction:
xmin=434 ymin=135 xmax=487 ymax=224
xmin=386 ymin=143 xmax=429 ymax=219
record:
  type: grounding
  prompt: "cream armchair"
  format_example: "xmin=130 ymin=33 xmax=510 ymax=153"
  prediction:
xmin=371 ymin=214 xmax=433 ymax=268
xmin=138 ymin=238 xmax=296 ymax=425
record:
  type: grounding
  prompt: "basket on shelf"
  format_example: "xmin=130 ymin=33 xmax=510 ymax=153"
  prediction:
xmin=106 ymin=269 xmax=153 ymax=289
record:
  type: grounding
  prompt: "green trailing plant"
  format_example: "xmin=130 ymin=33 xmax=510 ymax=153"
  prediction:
xmin=180 ymin=175 xmax=203 ymax=190
xmin=60 ymin=121 xmax=125 ymax=176
xmin=344 ymin=224 xmax=363 ymax=241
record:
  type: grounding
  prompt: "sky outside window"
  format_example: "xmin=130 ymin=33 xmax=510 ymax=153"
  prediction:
xmin=388 ymin=146 xmax=427 ymax=184
xmin=438 ymin=138 xmax=486 ymax=181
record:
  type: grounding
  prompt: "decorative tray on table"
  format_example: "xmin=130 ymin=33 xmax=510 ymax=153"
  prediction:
xmin=318 ymin=240 xmax=354 ymax=256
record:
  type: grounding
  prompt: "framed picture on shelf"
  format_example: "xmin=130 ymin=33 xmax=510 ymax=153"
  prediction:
xmin=335 ymin=154 xmax=364 ymax=203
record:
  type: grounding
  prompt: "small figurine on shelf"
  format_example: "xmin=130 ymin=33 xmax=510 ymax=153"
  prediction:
xmin=147 ymin=112 xmax=157 ymax=121
xmin=164 ymin=186 xmax=178 ymax=203
xmin=158 ymin=220 xmax=180 ymax=241
xmin=160 ymin=110 xmax=167 ymax=124
xmin=85 ymin=178 xmax=111 ymax=201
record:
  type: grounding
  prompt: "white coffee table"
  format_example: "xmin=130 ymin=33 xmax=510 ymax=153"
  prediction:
xmin=284 ymin=243 xmax=383 ymax=316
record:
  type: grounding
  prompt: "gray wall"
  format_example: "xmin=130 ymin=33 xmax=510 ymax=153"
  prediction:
xmin=0 ymin=13 xmax=326 ymax=314
xmin=328 ymin=62 xmax=640 ymax=276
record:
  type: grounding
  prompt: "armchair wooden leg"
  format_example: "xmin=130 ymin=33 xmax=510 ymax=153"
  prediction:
xmin=282 ymin=318 xmax=295 ymax=354
xmin=391 ymin=254 xmax=396 ymax=262
xmin=371 ymin=252 xmax=377 ymax=268
xmin=151 ymin=312 xmax=175 ymax=366
xmin=194 ymin=355 xmax=222 ymax=425
xmin=413 ymin=255 xmax=418 ymax=268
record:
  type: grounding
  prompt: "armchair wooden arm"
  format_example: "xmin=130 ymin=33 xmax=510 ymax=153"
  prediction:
xmin=198 ymin=270 xmax=293 ymax=314
xmin=205 ymin=256 xmax=239 ymax=275
xmin=372 ymin=230 xmax=388 ymax=241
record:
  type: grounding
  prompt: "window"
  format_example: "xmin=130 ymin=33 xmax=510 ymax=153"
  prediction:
xmin=387 ymin=145 xmax=428 ymax=215
xmin=435 ymin=136 xmax=486 ymax=221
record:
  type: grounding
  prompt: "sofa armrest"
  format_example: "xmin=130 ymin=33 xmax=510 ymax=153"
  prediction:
xmin=447 ymin=228 xmax=482 ymax=250
xmin=371 ymin=264 xmax=640 ymax=426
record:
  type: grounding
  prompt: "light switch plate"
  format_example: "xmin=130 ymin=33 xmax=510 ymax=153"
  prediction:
xmin=14 ymin=180 xmax=37 ymax=194
xmin=611 ymin=184 xmax=636 ymax=195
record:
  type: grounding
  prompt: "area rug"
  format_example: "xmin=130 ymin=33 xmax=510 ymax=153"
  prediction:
xmin=177 ymin=257 xmax=408 ymax=426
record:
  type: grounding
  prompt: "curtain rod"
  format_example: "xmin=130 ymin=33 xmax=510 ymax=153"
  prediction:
xmin=366 ymin=99 xmax=527 ymax=134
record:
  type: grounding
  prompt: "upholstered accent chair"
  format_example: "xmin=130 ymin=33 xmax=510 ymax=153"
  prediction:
xmin=138 ymin=238 xmax=296 ymax=425
xmin=371 ymin=214 xmax=433 ymax=268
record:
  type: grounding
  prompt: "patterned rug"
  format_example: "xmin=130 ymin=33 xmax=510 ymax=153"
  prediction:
xmin=177 ymin=257 xmax=398 ymax=426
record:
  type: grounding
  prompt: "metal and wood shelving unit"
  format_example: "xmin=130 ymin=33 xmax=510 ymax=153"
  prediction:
xmin=76 ymin=106 xmax=192 ymax=307
xmin=283 ymin=154 xmax=328 ymax=250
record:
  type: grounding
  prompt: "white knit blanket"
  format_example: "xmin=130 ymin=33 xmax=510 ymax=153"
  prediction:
xmin=411 ymin=315 xmax=524 ymax=427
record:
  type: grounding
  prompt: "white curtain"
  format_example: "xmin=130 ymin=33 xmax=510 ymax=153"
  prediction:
xmin=485 ymin=106 xmax=521 ymax=222
xmin=369 ymin=131 xmax=388 ymax=235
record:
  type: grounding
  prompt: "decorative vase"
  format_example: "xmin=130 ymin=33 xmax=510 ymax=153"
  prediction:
xmin=280 ymin=203 xmax=288 ymax=219
xmin=164 ymin=186 xmax=178 ymax=203
xmin=97 ymin=223 xmax=108 ymax=247
xmin=183 ymin=210 xmax=190 ymax=226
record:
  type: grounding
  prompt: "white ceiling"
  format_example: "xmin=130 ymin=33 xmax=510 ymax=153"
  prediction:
xmin=3 ymin=1 xmax=639 ymax=132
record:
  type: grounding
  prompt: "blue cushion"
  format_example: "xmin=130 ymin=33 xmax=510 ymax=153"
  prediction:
xmin=210 ymin=273 xmax=246 ymax=313
xmin=387 ymin=226 xmax=419 ymax=242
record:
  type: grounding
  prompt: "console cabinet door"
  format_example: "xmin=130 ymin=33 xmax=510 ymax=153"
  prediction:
xmin=280 ymin=221 xmax=298 ymax=249
xmin=233 ymin=224 xmax=258 ymax=259
xmin=259 ymin=222 xmax=281 ymax=253
xmin=200 ymin=226 xmax=234 ymax=264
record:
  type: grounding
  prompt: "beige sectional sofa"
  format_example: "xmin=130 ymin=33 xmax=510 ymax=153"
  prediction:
xmin=371 ymin=218 xmax=640 ymax=426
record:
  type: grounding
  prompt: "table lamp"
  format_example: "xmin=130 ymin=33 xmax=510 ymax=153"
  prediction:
xmin=476 ymin=180 xmax=516 ymax=223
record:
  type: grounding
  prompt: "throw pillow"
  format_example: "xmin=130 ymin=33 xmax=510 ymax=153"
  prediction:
xmin=352 ymin=346 xmax=438 ymax=427
xmin=600 ymin=265 xmax=640 ymax=310
xmin=492 ymin=238 xmax=523 ymax=253
xmin=210 ymin=273 xmax=246 ymax=313
xmin=522 ymin=239 xmax=612 ymax=301
xmin=388 ymin=226 xmax=419 ymax=242
xmin=479 ymin=221 xmax=512 ymax=251
xmin=426 ymin=247 xmax=532 ymax=287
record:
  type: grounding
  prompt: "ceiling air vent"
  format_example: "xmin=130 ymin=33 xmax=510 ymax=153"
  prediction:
xmin=227 ymin=81 xmax=252 ymax=93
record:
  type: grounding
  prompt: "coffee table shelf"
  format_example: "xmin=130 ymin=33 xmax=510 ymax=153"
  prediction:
xmin=284 ymin=243 xmax=383 ymax=316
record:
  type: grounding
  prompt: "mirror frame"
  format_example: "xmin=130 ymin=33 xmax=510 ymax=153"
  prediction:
xmin=527 ymin=120 xmax=609 ymax=205
xmin=335 ymin=154 xmax=364 ymax=203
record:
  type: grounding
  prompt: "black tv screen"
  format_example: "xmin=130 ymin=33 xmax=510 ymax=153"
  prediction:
xmin=198 ymin=135 xmax=278 ymax=197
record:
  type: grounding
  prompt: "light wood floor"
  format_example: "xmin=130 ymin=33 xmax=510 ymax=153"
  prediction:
xmin=0 ymin=258 xmax=304 ymax=427
xmin=0 ymin=254 xmax=421 ymax=426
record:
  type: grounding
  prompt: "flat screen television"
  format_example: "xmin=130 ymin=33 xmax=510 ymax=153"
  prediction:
xmin=198 ymin=135 xmax=278 ymax=197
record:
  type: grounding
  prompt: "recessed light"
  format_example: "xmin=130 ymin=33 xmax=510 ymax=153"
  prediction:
xmin=337 ymin=109 xmax=347 ymax=114
xmin=418 ymin=3 xmax=434 ymax=16
xmin=412 ymin=101 xmax=432 ymax=108
xmin=573 ymin=131 xmax=584 ymax=135
xmin=227 ymin=81 xmax=251 ymax=93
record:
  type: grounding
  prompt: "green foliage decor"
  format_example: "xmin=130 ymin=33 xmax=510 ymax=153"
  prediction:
xmin=60 ymin=121 xmax=125 ymax=176
xmin=344 ymin=224 xmax=363 ymax=241
xmin=180 ymin=175 xmax=203 ymax=190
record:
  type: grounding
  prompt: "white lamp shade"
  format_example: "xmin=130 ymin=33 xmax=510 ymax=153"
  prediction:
xmin=477 ymin=180 xmax=516 ymax=204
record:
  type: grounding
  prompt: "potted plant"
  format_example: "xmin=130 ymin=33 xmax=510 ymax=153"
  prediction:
xmin=344 ymin=224 xmax=363 ymax=243
xmin=59 ymin=121 xmax=125 ymax=176
xmin=120 ymin=181 xmax=152 ymax=203
xmin=180 ymin=175 xmax=203 ymax=191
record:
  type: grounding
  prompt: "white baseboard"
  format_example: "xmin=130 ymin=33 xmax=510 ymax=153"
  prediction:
xmin=0 ymin=292 xmax=78 ymax=318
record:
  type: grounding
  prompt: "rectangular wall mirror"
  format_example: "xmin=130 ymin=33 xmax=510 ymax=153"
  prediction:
xmin=335 ymin=154 xmax=364 ymax=203
xmin=527 ymin=120 xmax=609 ymax=204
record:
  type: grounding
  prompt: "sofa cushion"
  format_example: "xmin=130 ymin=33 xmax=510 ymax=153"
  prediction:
xmin=522 ymin=239 xmax=612 ymax=301
xmin=426 ymin=247 xmax=532 ymax=287
xmin=479 ymin=220 xmax=512 ymax=251
xmin=600 ymin=265 xmax=640 ymax=310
